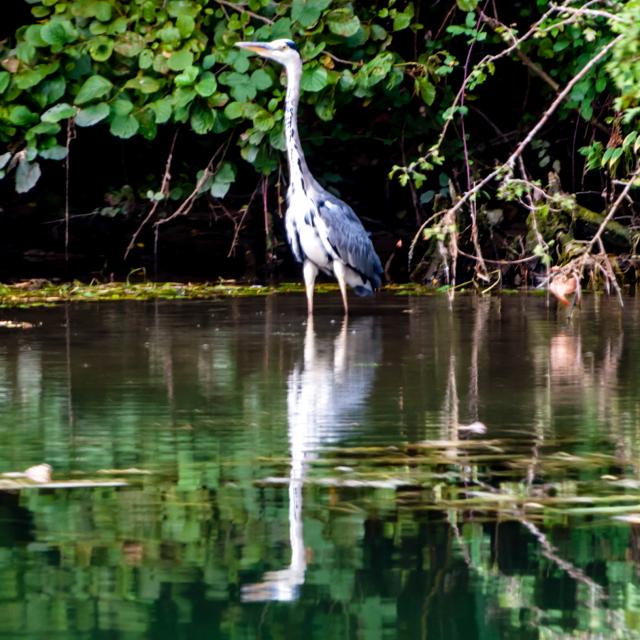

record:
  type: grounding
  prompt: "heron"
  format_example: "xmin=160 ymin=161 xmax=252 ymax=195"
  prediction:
xmin=235 ymin=39 xmax=383 ymax=315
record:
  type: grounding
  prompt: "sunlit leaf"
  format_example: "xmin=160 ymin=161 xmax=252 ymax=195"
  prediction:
xmin=75 ymin=102 xmax=110 ymax=127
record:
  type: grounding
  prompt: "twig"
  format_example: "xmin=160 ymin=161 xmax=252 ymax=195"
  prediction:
xmin=64 ymin=120 xmax=76 ymax=265
xmin=227 ymin=181 xmax=261 ymax=257
xmin=410 ymin=33 xmax=622 ymax=269
xmin=215 ymin=0 xmax=273 ymax=25
xmin=124 ymin=130 xmax=179 ymax=260
xmin=156 ymin=136 xmax=233 ymax=228
xmin=587 ymin=163 xmax=640 ymax=252
xmin=422 ymin=34 xmax=624 ymax=249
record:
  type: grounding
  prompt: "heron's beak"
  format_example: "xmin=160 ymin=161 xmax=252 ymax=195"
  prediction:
xmin=234 ymin=41 xmax=273 ymax=56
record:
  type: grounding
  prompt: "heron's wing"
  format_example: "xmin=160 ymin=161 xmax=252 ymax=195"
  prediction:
xmin=314 ymin=193 xmax=382 ymax=287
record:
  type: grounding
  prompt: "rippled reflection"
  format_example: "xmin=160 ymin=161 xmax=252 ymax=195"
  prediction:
xmin=242 ymin=317 xmax=381 ymax=601
xmin=0 ymin=296 xmax=639 ymax=638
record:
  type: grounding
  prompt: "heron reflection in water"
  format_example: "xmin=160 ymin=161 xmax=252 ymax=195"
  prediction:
xmin=241 ymin=317 xmax=381 ymax=602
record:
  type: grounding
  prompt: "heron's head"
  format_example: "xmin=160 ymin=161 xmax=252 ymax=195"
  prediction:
xmin=235 ymin=39 xmax=301 ymax=68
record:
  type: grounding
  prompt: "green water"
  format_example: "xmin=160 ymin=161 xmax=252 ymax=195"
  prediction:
xmin=1 ymin=294 xmax=640 ymax=639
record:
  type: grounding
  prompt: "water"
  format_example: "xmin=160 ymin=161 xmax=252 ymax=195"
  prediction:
xmin=1 ymin=293 xmax=640 ymax=638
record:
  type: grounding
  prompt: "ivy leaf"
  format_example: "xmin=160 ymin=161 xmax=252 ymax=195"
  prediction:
xmin=9 ymin=105 xmax=38 ymax=126
xmin=223 ymin=101 xmax=244 ymax=120
xmin=291 ymin=0 xmax=331 ymax=28
xmin=315 ymin=94 xmax=335 ymax=121
xmin=251 ymin=69 xmax=272 ymax=91
xmin=149 ymin=100 xmax=172 ymax=123
xmin=34 ymin=76 xmax=66 ymax=108
xmin=42 ymin=102 xmax=76 ymax=122
xmin=253 ymin=108 xmax=276 ymax=132
xmin=210 ymin=161 xmax=236 ymax=198
xmin=39 ymin=145 xmax=68 ymax=160
xmin=326 ymin=9 xmax=361 ymax=37
xmin=15 ymin=68 xmax=47 ymax=90
xmin=175 ymin=65 xmax=199 ymax=87
xmin=114 ymin=32 xmax=145 ymax=57
xmin=301 ymin=67 xmax=329 ymax=92
xmin=113 ymin=99 xmax=134 ymax=116
xmin=456 ymin=0 xmax=478 ymax=9
xmin=88 ymin=37 xmax=114 ymax=61
xmin=110 ymin=114 xmax=139 ymax=138
xmin=125 ymin=76 xmax=162 ymax=94
xmin=176 ymin=15 xmax=195 ymax=38
xmin=190 ymin=103 xmax=215 ymax=134
xmin=393 ymin=4 xmax=415 ymax=31
xmin=41 ymin=19 xmax=76 ymax=46
xmin=16 ymin=159 xmax=41 ymax=193
xmin=195 ymin=72 xmax=217 ymax=97
xmin=219 ymin=71 xmax=256 ymax=102
xmin=74 ymin=75 xmax=113 ymax=104
xmin=0 ymin=71 xmax=9 ymax=94
xmin=416 ymin=77 xmax=436 ymax=105
xmin=75 ymin=102 xmax=110 ymax=127
xmin=92 ymin=1 xmax=113 ymax=22
xmin=168 ymin=49 xmax=194 ymax=71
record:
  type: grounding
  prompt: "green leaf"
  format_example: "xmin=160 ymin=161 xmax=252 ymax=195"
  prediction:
xmin=92 ymin=1 xmax=113 ymax=22
xmin=114 ymin=32 xmax=145 ymax=57
xmin=195 ymin=72 xmax=217 ymax=97
xmin=223 ymin=101 xmax=244 ymax=119
xmin=393 ymin=4 xmax=415 ymax=31
xmin=416 ymin=77 xmax=436 ymax=105
xmin=0 ymin=71 xmax=9 ymax=94
xmin=176 ymin=15 xmax=195 ymax=38
xmin=456 ymin=0 xmax=478 ymax=9
xmin=253 ymin=109 xmax=275 ymax=132
xmin=113 ymin=99 xmax=134 ymax=116
xmin=291 ymin=0 xmax=331 ymax=28
xmin=219 ymin=71 xmax=256 ymax=102
xmin=41 ymin=19 xmax=75 ymax=46
xmin=326 ymin=9 xmax=361 ymax=37
xmin=210 ymin=160 xmax=236 ymax=198
xmin=75 ymin=102 xmax=110 ymax=127
xmin=175 ymin=65 xmax=199 ymax=87
xmin=0 ymin=153 xmax=11 ymax=170
xmin=34 ymin=76 xmax=66 ymax=107
xmin=39 ymin=145 xmax=68 ymax=160
xmin=301 ymin=66 xmax=329 ymax=92
xmin=9 ymin=105 xmax=38 ymax=126
xmin=42 ymin=102 xmax=76 ymax=122
xmin=315 ymin=94 xmax=335 ymax=121
xmin=110 ymin=114 xmax=139 ymax=138
xmin=15 ymin=160 xmax=41 ymax=193
xmin=15 ymin=68 xmax=47 ymax=90
xmin=149 ymin=100 xmax=172 ymax=124
xmin=139 ymin=49 xmax=154 ymax=70
xmin=168 ymin=49 xmax=194 ymax=71
xmin=88 ymin=37 xmax=113 ymax=61
xmin=126 ymin=75 xmax=162 ymax=94
xmin=167 ymin=0 xmax=200 ymax=18
xmin=25 ymin=24 xmax=47 ymax=47
xmin=190 ymin=104 xmax=215 ymax=134
xmin=74 ymin=75 xmax=113 ymax=105
xmin=202 ymin=54 xmax=216 ymax=70
xmin=251 ymin=69 xmax=272 ymax=91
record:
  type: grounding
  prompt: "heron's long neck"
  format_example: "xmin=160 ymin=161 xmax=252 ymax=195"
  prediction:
xmin=284 ymin=61 xmax=311 ymax=190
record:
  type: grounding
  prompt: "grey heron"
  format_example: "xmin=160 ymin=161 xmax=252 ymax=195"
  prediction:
xmin=235 ymin=39 xmax=383 ymax=315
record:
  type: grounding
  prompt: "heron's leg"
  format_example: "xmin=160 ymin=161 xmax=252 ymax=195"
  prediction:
xmin=333 ymin=260 xmax=349 ymax=316
xmin=303 ymin=260 xmax=318 ymax=315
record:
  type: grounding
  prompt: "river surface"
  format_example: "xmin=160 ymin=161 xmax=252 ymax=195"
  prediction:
xmin=1 ymin=293 xmax=640 ymax=639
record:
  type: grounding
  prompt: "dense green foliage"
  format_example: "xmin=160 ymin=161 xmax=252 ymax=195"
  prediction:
xmin=0 ymin=0 xmax=639 ymax=286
